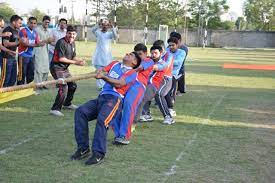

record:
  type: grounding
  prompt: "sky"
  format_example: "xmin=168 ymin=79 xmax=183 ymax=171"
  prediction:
xmin=2 ymin=0 xmax=245 ymax=20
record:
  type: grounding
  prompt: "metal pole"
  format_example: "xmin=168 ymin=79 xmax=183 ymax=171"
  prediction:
xmin=114 ymin=0 xmax=117 ymax=44
xmin=144 ymin=1 xmax=149 ymax=45
xmin=85 ymin=0 xmax=88 ymax=42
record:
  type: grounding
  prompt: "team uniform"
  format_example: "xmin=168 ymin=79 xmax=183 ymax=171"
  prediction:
xmin=177 ymin=44 xmax=188 ymax=93
xmin=116 ymin=57 xmax=154 ymax=140
xmin=91 ymin=25 xmax=118 ymax=89
xmin=0 ymin=26 xmax=19 ymax=87
xmin=137 ymin=52 xmax=174 ymax=120
xmin=17 ymin=27 xmax=40 ymax=85
xmin=48 ymin=27 xmax=66 ymax=63
xmin=74 ymin=61 xmax=137 ymax=156
xmin=165 ymin=48 xmax=186 ymax=110
xmin=50 ymin=37 xmax=77 ymax=111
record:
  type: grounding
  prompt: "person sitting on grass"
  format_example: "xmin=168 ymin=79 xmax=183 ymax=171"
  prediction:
xmin=71 ymin=52 xmax=141 ymax=165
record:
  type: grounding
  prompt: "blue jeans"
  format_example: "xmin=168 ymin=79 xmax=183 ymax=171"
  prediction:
xmin=74 ymin=94 xmax=122 ymax=154
xmin=0 ymin=57 xmax=17 ymax=87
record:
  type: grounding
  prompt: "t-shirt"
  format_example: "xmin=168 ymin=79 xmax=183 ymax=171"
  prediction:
xmin=136 ymin=57 xmax=154 ymax=87
xmin=168 ymin=49 xmax=186 ymax=76
xmin=18 ymin=27 xmax=39 ymax=58
xmin=51 ymin=37 xmax=76 ymax=69
xmin=1 ymin=26 xmax=19 ymax=58
xmin=101 ymin=61 xmax=137 ymax=98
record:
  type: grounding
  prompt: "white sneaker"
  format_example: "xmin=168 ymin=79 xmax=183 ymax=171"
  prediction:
xmin=169 ymin=108 xmax=177 ymax=117
xmin=34 ymin=91 xmax=41 ymax=95
xmin=63 ymin=104 xmax=78 ymax=110
xmin=163 ymin=116 xmax=175 ymax=125
xmin=139 ymin=114 xmax=153 ymax=122
xmin=50 ymin=110 xmax=64 ymax=117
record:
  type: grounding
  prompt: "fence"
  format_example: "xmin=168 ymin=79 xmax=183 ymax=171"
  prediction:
xmin=76 ymin=25 xmax=275 ymax=48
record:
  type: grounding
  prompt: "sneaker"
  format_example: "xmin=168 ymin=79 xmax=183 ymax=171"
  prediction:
xmin=70 ymin=148 xmax=90 ymax=160
xmin=163 ymin=116 xmax=175 ymax=125
xmin=140 ymin=114 xmax=153 ymax=122
xmin=63 ymin=104 xmax=78 ymax=110
xmin=49 ymin=110 xmax=64 ymax=117
xmin=169 ymin=108 xmax=177 ymax=117
xmin=115 ymin=136 xmax=130 ymax=145
xmin=139 ymin=115 xmax=148 ymax=122
xmin=42 ymin=86 xmax=48 ymax=90
xmin=85 ymin=151 xmax=105 ymax=165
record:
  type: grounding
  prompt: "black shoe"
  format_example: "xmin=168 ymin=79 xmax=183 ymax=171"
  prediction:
xmin=85 ymin=151 xmax=105 ymax=165
xmin=43 ymin=86 xmax=48 ymax=90
xmin=115 ymin=136 xmax=130 ymax=145
xmin=70 ymin=148 xmax=90 ymax=160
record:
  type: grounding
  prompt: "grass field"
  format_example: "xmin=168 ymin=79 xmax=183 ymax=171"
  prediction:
xmin=0 ymin=42 xmax=275 ymax=183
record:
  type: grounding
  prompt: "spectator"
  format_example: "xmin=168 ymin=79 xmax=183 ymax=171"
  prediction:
xmin=33 ymin=15 xmax=53 ymax=94
xmin=0 ymin=15 xmax=22 ymax=88
xmin=17 ymin=16 xmax=45 ymax=85
xmin=91 ymin=18 xmax=118 ymax=89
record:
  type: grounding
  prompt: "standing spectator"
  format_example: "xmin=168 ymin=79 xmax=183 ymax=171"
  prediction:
xmin=17 ymin=17 xmax=45 ymax=85
xmin=33 ymin=15 xmax=53 ymax=94
xmin=49 ymin=25 xmax=85 ymax=117
xmin=0 ymin=15 xmax=22 ymax=88
xmin=91 ymin=19 xmax=118 ymax=89
xmin=49 ymin=18 xmax=67 ymax=62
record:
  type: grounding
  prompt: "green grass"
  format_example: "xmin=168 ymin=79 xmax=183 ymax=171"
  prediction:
xmin=0 ymin=42 xmax=275 ymax=182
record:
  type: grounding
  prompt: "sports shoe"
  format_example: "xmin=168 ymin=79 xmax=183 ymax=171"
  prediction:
xmin=139 ymin=114 xmax=153 ymax=122
xmin=115 ymin=136 xmax=130 ymax=145
xmin=169 ymin=108 xmax=177 ymax=117
xmin=70 ymin=148 xmax=90 ymax=160
xmin=163 ymin=116 xmax=175 ymax=125
xmin=49 ymin=110 xmax=64 ymax=117
xmin=63 ymin=104 xmax=78 ymax=110
xmin=85 ymin=151 xmax=105 ymax=165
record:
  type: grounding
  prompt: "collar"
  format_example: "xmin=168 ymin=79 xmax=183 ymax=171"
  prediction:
xmin=121 ymin=64 xmax=132 ymax=70
xmin=26 ymin=26 xmax=33 ymax=33
xmin=57 ymin=27 xmax=67 ymax=32
xmin=64 ymin=37 xmax=73 ymax=44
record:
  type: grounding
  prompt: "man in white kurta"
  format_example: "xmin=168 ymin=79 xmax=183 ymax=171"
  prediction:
xmin=91 ymin=19 xmax=118 ymax=89
xmin=48 ymin=18 xmax=67 ymax=62
xmin=34 ymin=16 xmax=52 ymax=91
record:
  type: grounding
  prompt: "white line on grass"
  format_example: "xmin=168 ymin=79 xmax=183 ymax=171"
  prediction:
xmin=0 ymin=137 xmax=35 ymax=155
xmin=163 ymin=95 xmax=226 ymax=181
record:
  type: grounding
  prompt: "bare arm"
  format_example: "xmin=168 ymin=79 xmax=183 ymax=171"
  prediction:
xmin=59 ymin=57 xmax=85 ymax=66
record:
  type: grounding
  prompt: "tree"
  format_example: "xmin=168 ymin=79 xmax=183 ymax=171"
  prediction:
xmin=0 ymin=3 xmax=16 ymax=22
xmin=29 ymin=8 xmax=46 ymax=22
xmin=188 ymin=0 xmax=229 ymax=29
xmin=244 ymin=0 xmax=275 ymax=31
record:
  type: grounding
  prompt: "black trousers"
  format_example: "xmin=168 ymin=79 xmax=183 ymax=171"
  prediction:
xmin=165 ymin=76 xmax=177 ymax=109
xmin=50 ymin=67 xmax=77 ymax=111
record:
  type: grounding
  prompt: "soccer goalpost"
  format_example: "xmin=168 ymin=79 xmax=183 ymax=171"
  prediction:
xmin=158 ymin=25 xmax=169 ymax=46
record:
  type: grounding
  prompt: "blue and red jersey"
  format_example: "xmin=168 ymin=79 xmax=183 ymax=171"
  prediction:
xmin=149 ymin=52 xmax=174 ymax=89
xmin=18 ymin=27 xmax=39 ymax=58
xmin=100 ymin=61 xmax=137 ymax=98
xmin=136 ymin=57 xmax=154 ymax=88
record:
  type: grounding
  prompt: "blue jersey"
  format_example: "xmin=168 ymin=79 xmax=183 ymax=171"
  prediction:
xmin=167 ymin=49 xmax=186 ymax=76
xmin=18 ymin=27 xmax=39 ymax=58
xmin=100 ymin=61 xmax=137 ymax=98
